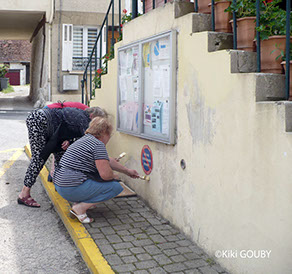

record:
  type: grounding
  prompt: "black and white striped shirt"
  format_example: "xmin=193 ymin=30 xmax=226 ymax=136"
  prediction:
xmin=54 ymin=134 xmax=109 ymax=187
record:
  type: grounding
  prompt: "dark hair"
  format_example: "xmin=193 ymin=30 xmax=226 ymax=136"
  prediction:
xmin=85 ymin=107 xmax=108 ymax=119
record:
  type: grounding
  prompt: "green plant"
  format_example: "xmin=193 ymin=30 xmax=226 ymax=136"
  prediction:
xmin=256 ymin=0 xmax=292 ymax=40
xmin=93 ymin=67 xmax=106 ymax=90
xmin=0 ymin=84 xmax=14 ymax=94
xmin=271 ymin=43 xmax=292 ymax=61
xmin=0 ymin=64 xmax=8 ymax=78
xmin=225 ymin=0 xmax=257 ymax=18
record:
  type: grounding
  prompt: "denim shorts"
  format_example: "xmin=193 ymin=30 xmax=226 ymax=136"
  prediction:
xmin=55 ymin=179 xmax=123 ymax=203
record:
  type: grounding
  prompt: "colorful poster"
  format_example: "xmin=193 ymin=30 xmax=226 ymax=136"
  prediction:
xmin=143 ymin=43 xmax=150 ymax=67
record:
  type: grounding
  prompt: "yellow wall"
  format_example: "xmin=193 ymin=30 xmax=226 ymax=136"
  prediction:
xmin=91 ymin=2 xmax=292 ymax=273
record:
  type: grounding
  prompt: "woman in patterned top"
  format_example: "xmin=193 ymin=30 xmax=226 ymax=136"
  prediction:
xmin=54 ymin=116 xmax=139 ymax=223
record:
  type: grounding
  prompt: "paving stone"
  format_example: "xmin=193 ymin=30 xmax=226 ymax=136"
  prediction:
xmin=96 ymin=238 xmax=109 ymax=245
xmin=163 ymin=263 xmax=188 ymax=272
xmin=148 ymin=267 xmax=167 ymax=274
xmin=105 ymin=234 xmax=123 ymax=243
xmin=91 ymin=233 xmax=105 ymax=240
xmin=122 ymin=255 xmax=138 ymax=264
xmin=135 ymin=233 xmax=149 ymax=240
xmin=152 ymin=254 xmax=172 ymax=265
xmin=116 ymin=249 xmax=132 ymax=257
xmin=112 ymin=224 xmax=132 ymax=231
xmin=143 ymin=227 xmax=158 ymax=235
xmin=211 ymin=264 xmax=227 ymax=273
xmin=116 ymin=230 xmax=131 ymax=236
xmin=98 ymin=244 xmax=115 ymax=255
xmin=170 ymin=255 xmax=187 ymax=263
xmin=130 ymin=247 xmax=146 ymax=254
xmin=199 ymin=266 xmax=220 ymax=274
xmin=164 ymin=235 xmax=180 ymax=242
xmin=163 ymin=249 xmax=179 ymax=257
xmin=176 ymin=246 xmax=193 ymax=254
xmin=144 ymin=245 xmax=162 ymax=255
xmin=107 ymin=218 xmax=122 ymax=225
xmin=133 ymin=239 xmax=154 ymax=247
xmin=184 ymin=259 xmax=208 ymax=268
xmin=104 ymin=254 xmax=123 ymax=266
xmin=154 ymin=225 xmax=172 ymax=231
xmin=176 ymin=240 xmax=192 ymax=247
xmin=176 ymin=233 xmax=186 ymax=240
xmin=113 ymin=242 xmax=134 ymax=250
xmin=131 ymin=215 xmax=147 ymax=222
xmin=100 ymin=226 xmax=116 ymax=235
xmin=183 ymin=252 xmax=202 ymax=260
xmin=121 ymin=235 xmax=136 ymax=242
xmin=150 ymin=234 xmax=167 ymax=244
xmin=115 ymin=209 xmax=132 ymax=214
xmin=129 ymin=228 xmax=143 ymax=234
xmin=147 ymin=218 xmax=163 ymax=225
xmin=134 ymin=270 xmax=149 ymax=274
xmin=160 ymin=230 xmax=174 ymax=236
xmin=135 ymin=260 xmax=158 ymax=270
xmin=90 ymin=221 xmax=110 ymax=228
xmin=157 ymin=242 xmax=178 ymax=250
xmin=184 ymin=269 xmax=201 ymax=274
xmin=136 ymin=253 xmax=152 ymax=261
xmin=133 ymin=221 xmax=151 ymax=228
xmin=112 ymin=263 xmax=137 ymax=273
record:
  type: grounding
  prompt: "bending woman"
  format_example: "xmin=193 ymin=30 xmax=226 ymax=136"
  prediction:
xmin=54 ymin=116 xmax=139 ymax=223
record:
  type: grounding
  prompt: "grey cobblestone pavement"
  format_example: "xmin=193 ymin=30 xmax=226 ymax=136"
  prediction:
xmin=84 ymin=196 xmax=228 ymax=274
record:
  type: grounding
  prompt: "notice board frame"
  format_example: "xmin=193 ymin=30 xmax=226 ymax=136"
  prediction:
xmin=116 ymin=30 xmax=176 ymax=144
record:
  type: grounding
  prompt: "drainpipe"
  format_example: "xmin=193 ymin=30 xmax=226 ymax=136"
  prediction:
xmin=47 ymin=0 xmax=55 ymax=101
xmin=57 ymin=0 xmax=63 ymax=93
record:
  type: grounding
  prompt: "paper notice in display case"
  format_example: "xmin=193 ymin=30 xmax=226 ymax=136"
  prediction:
xmin=151 ymin=101 xmax=163 ymax=133
xmin=143 ymin=43 xmax=150 ymax=67
xmin=119 ymin=75 xmax=127 ymax=101
xmin=162 ymin=100 xmax=169 ymax=135
xmin=132 ymin=47 xmax=139 ymax=75
xmin=159 ymin=38 xmax=169 ymax=60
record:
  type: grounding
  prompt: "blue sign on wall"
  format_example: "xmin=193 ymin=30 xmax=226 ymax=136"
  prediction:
xmin=141 ymin=145 xmax=153 ymax=175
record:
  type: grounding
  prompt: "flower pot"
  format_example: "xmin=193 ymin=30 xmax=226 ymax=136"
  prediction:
xmin=230 ymin=17 xmax=256 ymax=52
xmin=260 ymin=35 xmax=292 ymax=74
xmin=209 ymin=1 xmax=232 ymax=33
xmin=0 ymin=78 xmax=8 ymax=91
xmin=281 ymin=61 xmax=292 ymax=100
xmin=197 ymin=0 xmax=211 ymax=14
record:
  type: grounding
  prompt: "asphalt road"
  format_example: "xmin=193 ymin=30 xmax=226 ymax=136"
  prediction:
xmin=0 ymin=111 xmax=89 ymax=273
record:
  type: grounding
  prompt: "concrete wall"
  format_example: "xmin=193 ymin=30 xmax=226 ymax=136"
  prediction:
xmin=90 ymin=2 xmax=292 ymax=274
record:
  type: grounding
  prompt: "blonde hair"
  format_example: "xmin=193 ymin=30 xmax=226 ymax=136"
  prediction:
xmin=85 ymin=116 xmax=113 ymax=138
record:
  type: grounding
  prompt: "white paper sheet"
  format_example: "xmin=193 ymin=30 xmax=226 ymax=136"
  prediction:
xmin=161 ymin=65 xmax=170 ymax=98
xmin=119 ymin=104 xmax=128 ymax=129
xmin=162 ymin=100 xmax=169 ymax=135
xmin=119 ymin=75 xmax=127 ymax=101
xmin=132 ymin=47 xmax=139 ymax=75
xmin=153 ymin=66 xmax=162 ymax=97
xmin=132 ymin=76 xmax=139 ymax=102
xmin=159 ymin=38 xmax=170 ymax=60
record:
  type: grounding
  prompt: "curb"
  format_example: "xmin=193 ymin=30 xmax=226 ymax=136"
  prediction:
xmin=25 ymin=144 xmax=114 ymax=274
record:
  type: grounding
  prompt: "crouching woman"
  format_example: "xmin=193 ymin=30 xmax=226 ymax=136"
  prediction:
xmin=54 ymin=116 xmax=139 ymax=223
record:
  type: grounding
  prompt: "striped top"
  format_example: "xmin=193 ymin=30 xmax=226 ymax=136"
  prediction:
xmin=54 ymin=134 xmax=109 ymax=187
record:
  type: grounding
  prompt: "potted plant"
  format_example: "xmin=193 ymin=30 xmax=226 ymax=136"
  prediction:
xmin=197 ymin=0 xmax=211 ymax=14
xmin=0 ymin=64 xmax=9 ymax=91
xmin=256 ymin=0 xmax=292 ymax=73
xmin=225 ymin=0 xmax=257 ymax=51
xmin=209 ymin=0 xmax=232 ymax=33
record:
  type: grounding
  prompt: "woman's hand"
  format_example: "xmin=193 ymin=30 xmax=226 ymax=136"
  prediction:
xmin=61 ymin=140 xmax=70 ymax=150
xmin=127 ymin=169 xmax=140 ymax=178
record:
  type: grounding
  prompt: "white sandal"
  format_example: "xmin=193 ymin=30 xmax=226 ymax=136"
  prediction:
xmin=70 ymin=210 xmax=94 ymax=224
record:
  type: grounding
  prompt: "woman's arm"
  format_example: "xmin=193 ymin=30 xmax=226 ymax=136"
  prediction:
xmin=95 ymin=159 xmax=115 ymax=181
xmin=109 ymin=157 xmax=139 ymax=178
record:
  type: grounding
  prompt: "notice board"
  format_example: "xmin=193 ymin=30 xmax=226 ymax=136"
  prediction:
xmin=117 ymin=30 xmax=176 ymax=144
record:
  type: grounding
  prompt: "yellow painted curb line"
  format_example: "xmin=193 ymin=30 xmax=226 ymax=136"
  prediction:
xmin=24 ymin=144 xmax=114 ymax=274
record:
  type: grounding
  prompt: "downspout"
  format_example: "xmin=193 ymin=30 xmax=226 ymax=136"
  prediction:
xmin=47 ymin=0 xmax=55 ymax=101
xmin=57 ymin=0 xmax=63 ymax=93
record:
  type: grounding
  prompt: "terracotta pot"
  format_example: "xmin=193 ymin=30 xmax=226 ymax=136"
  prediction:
xmin=230 ymin=17 xmax=256 ymax=52
xmin=260 ymin=36 xmax=292 ymax=74
xmin=281 ymin=61 xmax=292 ymax=100
xmin=197 ymin=0 xmax=211 ymax=14
xmin=209 ymin=1 xmax=232 ymax=33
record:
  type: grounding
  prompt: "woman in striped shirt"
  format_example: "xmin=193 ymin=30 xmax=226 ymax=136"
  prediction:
xmin=54 ymin=116 xmax=139 ymax=223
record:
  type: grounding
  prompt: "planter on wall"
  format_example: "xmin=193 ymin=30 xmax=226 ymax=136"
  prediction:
xmin=281 ymin=61 xmax=292 ymax=100
xmin=230 ymin=17 xmax=256 ymax=51
xmin=197 ymin=0 xmax=211 ymax=14
xmin=260 ymin=36 xmax=292 ymax=74
xmin=209 ymin=1 xmax=232 ymax=33
xmin=0 ymin=78 xmax=8 ymax=91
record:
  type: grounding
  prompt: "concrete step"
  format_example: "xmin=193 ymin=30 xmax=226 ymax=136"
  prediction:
xmin=285 ymin=102 xmax=292 ymax=132
xmin=174 ymin=1 xmax=195 ymax=19
xmin=192 ymin=13 xmax=211 ymax=33
xmin=208 ymin=31 xmax=233 ymax=52
xmin=230 ymin=50 xmax=257 ymax=73
xmin=255 ymin=73 xmax=285 ymax=102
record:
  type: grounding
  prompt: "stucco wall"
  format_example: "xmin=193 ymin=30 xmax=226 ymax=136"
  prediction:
xmin=90 ymin=2 xmax=292 ymax=274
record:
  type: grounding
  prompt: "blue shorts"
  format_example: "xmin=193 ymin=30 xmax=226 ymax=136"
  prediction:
xmin=54 ymin=179 xmax=123 ymax=203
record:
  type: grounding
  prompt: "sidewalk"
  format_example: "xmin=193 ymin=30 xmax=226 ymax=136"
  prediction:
xmin=30 ymin=146 xmax=228 ymax=274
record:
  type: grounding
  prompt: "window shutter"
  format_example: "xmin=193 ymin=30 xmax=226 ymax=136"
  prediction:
xmin=73 ymin=26 xmax=83 ymax=70
xmin=62 ymin=24 xmax=73 ymax=71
